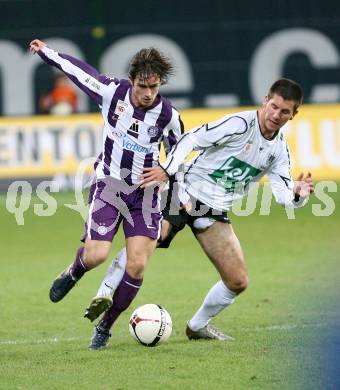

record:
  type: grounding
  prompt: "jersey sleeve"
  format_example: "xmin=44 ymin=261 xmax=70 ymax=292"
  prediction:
xmin=162 ymin=109 xmax=184 ymax=155
xmin=162 ymin=110 xmax=189 ymax=205
xmin=267 ymin=144 xmax=308 ymax=208
xmin=38 ymin=46 xmax=118 ymax=105
xmin=161 ymin=115 xmax=248 ymax=176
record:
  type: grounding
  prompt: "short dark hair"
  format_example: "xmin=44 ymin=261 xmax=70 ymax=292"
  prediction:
xmin=268 ymin=78 xmax=303 ymax=109
xmin=128 ymin=47 xmax=174 ymax=85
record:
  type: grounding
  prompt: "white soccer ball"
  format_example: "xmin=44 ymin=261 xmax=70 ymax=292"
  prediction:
xmin=129 ymin=304 xmax=172 ymax=347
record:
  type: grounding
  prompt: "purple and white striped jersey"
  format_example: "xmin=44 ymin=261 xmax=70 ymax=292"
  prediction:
xmin=38 ymin=47 xmax=184 ymax=184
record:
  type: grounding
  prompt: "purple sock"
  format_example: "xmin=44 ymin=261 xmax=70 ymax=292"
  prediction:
xmin=70 ymin=247 xmax=87 ymax=280
xmin=98 ymin=271 xmax=143 ymax=330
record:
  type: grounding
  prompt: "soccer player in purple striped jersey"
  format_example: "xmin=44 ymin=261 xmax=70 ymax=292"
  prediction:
xmin=30 ymin=39 xmax=185 ymax=349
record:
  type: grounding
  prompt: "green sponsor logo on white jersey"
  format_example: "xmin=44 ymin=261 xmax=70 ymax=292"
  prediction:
xmin=208 ymin=156 xmax=261 ymax=193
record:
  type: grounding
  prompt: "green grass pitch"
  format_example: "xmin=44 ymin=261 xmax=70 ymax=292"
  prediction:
xmin=0 ymin=185 xmax=339 ymax=389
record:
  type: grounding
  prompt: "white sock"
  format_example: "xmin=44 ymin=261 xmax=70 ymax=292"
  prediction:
xmin=188 ymin=280 xmax=236 ymax=331
xmin=95 ymin=248 xmax=127 ymax=298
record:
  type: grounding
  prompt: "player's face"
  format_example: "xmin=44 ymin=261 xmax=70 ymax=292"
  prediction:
xmin=261 ymin=94 xmax=298 ymax=135
xmin=130 ymin=74 xmax=161 ymax=109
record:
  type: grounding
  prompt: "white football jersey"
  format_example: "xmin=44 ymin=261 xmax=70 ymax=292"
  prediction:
xmin=162 ymin=110 xmax=305 ymax=211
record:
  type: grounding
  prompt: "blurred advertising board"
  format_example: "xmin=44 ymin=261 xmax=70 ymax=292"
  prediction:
xmin=0 ymin=105 xmax=339 ymax=181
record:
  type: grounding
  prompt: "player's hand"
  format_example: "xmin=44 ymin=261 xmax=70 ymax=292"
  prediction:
xmin=178 ymin=189 xmax=192 ymax=212
xmin=140 ymin=166 xmax=169 ymax=188
xmin=294 ymin=172 xmax=314 ymax=198
xmin=180 ymin=200 xmax=192 ymax=213
xmin=29 ymin=39 xmax=46 ymax=54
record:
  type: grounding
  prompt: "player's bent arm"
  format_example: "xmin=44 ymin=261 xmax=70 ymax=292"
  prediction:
xmin=142 ymin=114 xmax=249 ymax=185
xmin=160 ymin=132 xmax=196 ymax=176
xmin=268 ymin=158 xmax=313 ymax=209
xmin=161 ymin=115 xmax=248 ymax=176
xmin=268 ymin=144 xmax=313 ymax=208
xmin=268 ymin=173 xmax=309 ymax=208
xmin=36 ymin=46 xmax=117 ymax=105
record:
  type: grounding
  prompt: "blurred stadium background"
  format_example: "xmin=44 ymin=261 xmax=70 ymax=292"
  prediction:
xmin=0 ymin=1 xmax=339 ymax=389
xmin=1 ymin=0 xmax=340 ymax=187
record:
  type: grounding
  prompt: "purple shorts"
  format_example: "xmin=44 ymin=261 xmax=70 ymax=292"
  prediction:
xmin=81 ymin=179 xmax=162 ymax=242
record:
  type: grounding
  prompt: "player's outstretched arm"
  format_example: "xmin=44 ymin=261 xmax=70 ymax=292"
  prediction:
xmin=29 ymin=38 xmax=115 ymax=106
xmin=29 ymin=39 xmax=46 ymax=54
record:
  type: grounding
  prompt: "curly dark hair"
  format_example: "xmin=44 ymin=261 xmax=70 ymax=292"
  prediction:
xmin=128 ymin=47 xmax=174 ymax=85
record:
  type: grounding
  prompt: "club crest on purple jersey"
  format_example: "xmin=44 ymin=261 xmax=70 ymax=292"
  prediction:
xmin=112 ymin=129 xmax=126 ymax=138
xmin=114 ymin=100 xmax=129 ymax=117
xmin=147 ymin=126 xmax=159 ymax=137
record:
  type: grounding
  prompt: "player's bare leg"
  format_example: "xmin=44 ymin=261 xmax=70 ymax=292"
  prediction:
xmin=186 ymin=221 xmax=248 ymax=340
xmin=125 ymin=235 xmax=157 ymax=278
xmin=159 ymin=219 xmax=172 ymax=241
xmin=49 ymin=239 xmax=111 ymax=303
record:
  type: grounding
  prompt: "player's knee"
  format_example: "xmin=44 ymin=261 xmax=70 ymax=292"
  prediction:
xmin=126 ymin=253 xmax=148 ymax=278
xmin=227 ymin=273 xmax=248 ymax=294
xmin=84 ymin=246 xmax=109 ymax=267
xmin=126 ymin=263 xmax=145 ymax=278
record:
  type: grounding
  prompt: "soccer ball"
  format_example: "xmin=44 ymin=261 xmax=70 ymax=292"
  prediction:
xmin=129 ymin=304 xmax=172 ymax=347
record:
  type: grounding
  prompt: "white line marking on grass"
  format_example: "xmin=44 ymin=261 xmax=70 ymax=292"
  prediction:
xmin=241 ymin=320 xmax=339 ymax=333
xmin=0 ymin=336 xmax=87 ymax=346
xmin=1 ymin=320 xmax=338 ymax=346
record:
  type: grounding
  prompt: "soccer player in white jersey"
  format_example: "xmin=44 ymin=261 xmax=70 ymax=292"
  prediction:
xmin=87 ymin=79 xmax=314 ymax=343
xmin=29 ymin=39 xmax=185 ymax=349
